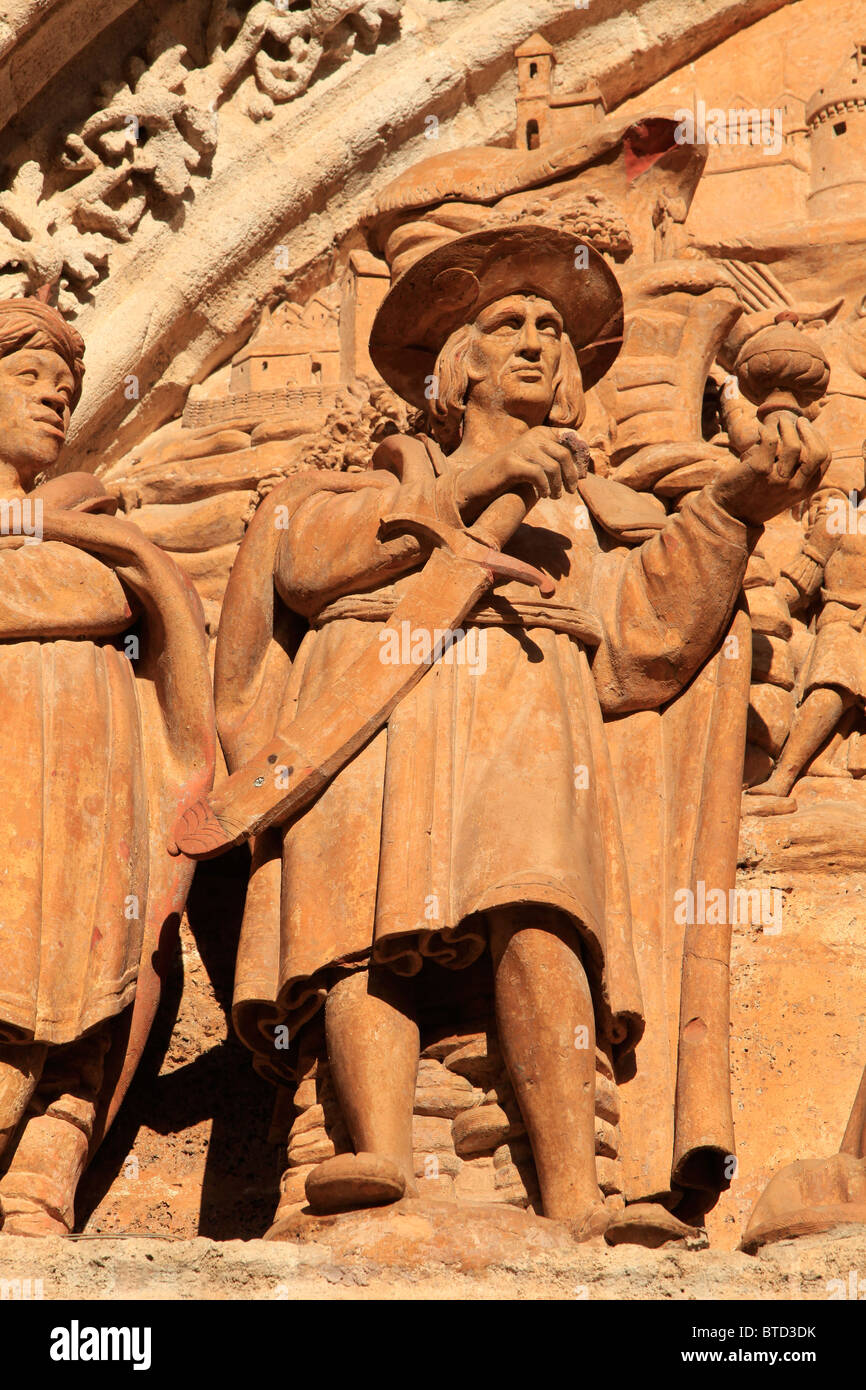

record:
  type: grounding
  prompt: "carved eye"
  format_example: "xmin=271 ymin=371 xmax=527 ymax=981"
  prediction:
xmin=857 ymin=293 xmax=866 ymax=318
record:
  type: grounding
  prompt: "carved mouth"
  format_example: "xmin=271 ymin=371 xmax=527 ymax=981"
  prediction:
xmin=31 ymin=414 xmax=65 ymax=438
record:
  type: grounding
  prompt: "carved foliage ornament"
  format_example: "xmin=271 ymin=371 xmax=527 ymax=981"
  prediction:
xmin=0 ymin=1 xmax=404 ymax=312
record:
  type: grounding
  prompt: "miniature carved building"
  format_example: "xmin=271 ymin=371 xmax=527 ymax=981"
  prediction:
xmin=182 ymin=258 xmax=390 ymax=434
xmin=183 ymin=292 xmax=341 ymax=432
xmin=690 ymin=86 xmax=811 ymax=234
xmin=807 ymin=41 xmax=866 ymax=219
xmin=229 ymin=299 xmax=340 ymax=394
xmin=683 ymin=35 xmax=866 ymax=237
xmin=514 ymin=32 xmax=605 ymax=150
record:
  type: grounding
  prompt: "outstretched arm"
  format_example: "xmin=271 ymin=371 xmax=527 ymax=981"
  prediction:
xmin=591 ymin=415 xmax=829 ymax=712
xmin=590 ymin=487 xmax=749 ymax=712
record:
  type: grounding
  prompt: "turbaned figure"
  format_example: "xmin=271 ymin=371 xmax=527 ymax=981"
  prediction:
xmin=0 ymin=298 xmax=214 ymax=1235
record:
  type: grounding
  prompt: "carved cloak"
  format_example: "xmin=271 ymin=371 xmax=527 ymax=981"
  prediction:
xmin=219 ymin=437 xmax=751 ymax=1220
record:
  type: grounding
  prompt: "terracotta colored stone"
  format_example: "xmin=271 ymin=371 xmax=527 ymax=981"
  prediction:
xmin=742 ymin=1153 xmax=866 ymax=1253
xmin=304 ymin=1152 xmax=406 ymax=1215
xmin=264 ymin=1196 xmax=576 ymax=1270
xmin=0 ymin=297 xmax=214 ymax=1237
xmin=6 ymin=0 xmax=866 ymax=1295
xmin=170 ymin=131 xmax=829 ymax=1252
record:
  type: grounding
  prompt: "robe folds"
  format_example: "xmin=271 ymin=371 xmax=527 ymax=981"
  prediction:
xmin=0 ymin=502 xmax=215 ymax=1139
xmin=219 ymin=435 xmax=753 ymax=1218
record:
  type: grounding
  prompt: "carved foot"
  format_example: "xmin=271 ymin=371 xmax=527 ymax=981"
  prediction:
xmin=742 ymin=789 xmax=798 ymax=817
xmin=604 ymin=1201 xmax=709 ymax=1249
xmin=303 ymin=1152 xmax=406 ymax=1216
xmin=566 ymin=1203 xmax=612 ymax=1243
xmin=740 ymin=1153 xmax=866 ymax=1254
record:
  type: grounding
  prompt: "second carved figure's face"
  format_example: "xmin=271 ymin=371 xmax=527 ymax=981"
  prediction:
xmin=464 ymin=294 xmax=563 ymax=422
xmin=0 ymin=347 xmax=74 ymax=484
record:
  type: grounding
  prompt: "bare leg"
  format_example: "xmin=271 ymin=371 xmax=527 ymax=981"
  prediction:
xmin=0 ymin=1028 xmax=108 ymax=1236
xmin=325 ymin=963 xmax=419 ymax=1192
xmin=0 ymin=1044 xmax=46 ymax=1164
xmin=749 ymin=686 xmax=851 ymax=796
xmin=0 ymin=1042 xmax=48 ymax=1235
xmin=488 ymin=906 xmax=601 ymax=1227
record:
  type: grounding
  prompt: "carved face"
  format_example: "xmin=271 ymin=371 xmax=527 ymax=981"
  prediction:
xmin=0 ymin=347 xmax=74 ymax=484
xmin=464 ymin=294 xmax=564 ymax=422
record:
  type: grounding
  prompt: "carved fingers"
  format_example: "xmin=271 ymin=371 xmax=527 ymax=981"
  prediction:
xmin=456 ymin=426 xmax=582 ymax=516
xmin=773 ymin=415 xmax=802 ymax=481
xmin=742 ymin=415 xmax=829 ymax=489
xmin=710 ymin=412 xmax=831 ymax=526
xmin=726 ymin=409 xmax=761 ymax=459
xmin=789 ymin=415 xmax=830 ymax=490
xmin=514 ymin=429 xmax=577 ymax=499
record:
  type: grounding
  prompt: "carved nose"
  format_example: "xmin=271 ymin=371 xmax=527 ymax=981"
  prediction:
xmin=39 ymin=390 xmax=66 ymax=416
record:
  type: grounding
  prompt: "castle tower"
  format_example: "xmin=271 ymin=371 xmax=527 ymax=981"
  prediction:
xmin=806 ymin=41 xmax=866 ymax=220
xmin=514 ymin=33 xmax=555 ymax=150
xmin=514 ymin=32 xmax=605 ymax=150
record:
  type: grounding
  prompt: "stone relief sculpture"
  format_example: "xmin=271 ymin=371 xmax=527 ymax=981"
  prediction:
xmin=150 ymin=20 xmax=864 ymax=1263
xmin=174 ymin=219 xmax=828 ymax=1247
xmin=2 ymin=0 xmax=866 ymax=1298
xmin=738 ymin=300 xmax=866 ymax=810
xmin=0 ymin=298 xmax=214 ymax=1235
xmin=742 ymin=1062 xmax=866 ymax=1252
xmin=0 ymin=2 xmax=405 ymax=310
xmin=746 ymin=469 xmax=866 ymax=807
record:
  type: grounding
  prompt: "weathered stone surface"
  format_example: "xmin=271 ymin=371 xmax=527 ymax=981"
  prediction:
xmin=2 ymin=1224 xmax=866 ymax=1299
xmin=3 ymin=0 xmax=866 ymax=1300
xmin=0 ymin=297 xmax=214 ymax=1238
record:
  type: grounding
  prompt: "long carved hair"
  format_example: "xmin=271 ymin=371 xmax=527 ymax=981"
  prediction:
xmin=426 ymin=318 xmax=586 ymax=451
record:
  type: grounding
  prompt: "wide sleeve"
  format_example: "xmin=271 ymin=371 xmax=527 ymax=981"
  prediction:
xmin=590 ymin=486 xmax=750 ymax=713
xmin=0 ymin=540 xmax=135 ymax=639
xmin=273 ymin=471 xmax=439 ymax=620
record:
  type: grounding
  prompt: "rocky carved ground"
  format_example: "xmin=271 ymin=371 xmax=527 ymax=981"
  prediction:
xmin=1 ymin=1225 xmax=865 ymax=1301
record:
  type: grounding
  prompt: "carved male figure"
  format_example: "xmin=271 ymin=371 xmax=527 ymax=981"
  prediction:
xmin=204 ymin=227 xmax=828 ymax=1240
xmin=748 ymin=476 xmax=866 ymax=800
xmin=746 ymin=296 xmax=866 ymax=802
xmin=0 ymin=298 xmax=214 ymax=1235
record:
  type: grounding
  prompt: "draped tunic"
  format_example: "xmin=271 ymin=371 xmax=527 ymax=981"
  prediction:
xmin=224 ymin=439 xmax=750 ymax=1087
xmin=802 ymin=527 xmax=866 ymax=703
xmin=0 ymin=511 xmax=214 ymax=1062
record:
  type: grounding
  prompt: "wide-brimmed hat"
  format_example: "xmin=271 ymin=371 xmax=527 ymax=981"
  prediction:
xmin=369 ymin=223 xmax=623 ymax=412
